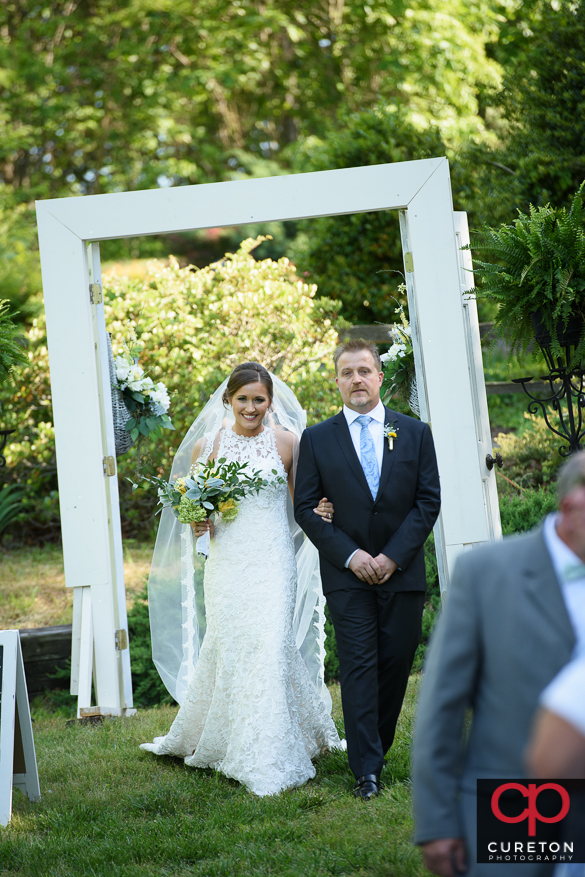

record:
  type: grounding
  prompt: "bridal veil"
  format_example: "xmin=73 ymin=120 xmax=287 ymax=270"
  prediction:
xmin=147 ymin=372 xmax=331 ymax=711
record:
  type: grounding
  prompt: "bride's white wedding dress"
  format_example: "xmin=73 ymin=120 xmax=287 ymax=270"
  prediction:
xmin=141 ymin=426 xmax=340 ymax=796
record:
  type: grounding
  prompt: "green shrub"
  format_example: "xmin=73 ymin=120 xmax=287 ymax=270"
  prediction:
xmin=127 ymin=587 xmax=176 ymax=708
xmin=290 ymin=108 xmax=449 ymax=325
xmin=0 ymin=238 xmax=347 ymax=541
xmin=411 ymin=531 xmax=441 ymax=673
xmin=499 ymin=487 xmax=558 ymax=536
xmin=323 ymin=605 xmax=339 ymax=684
xmin=0 ymin=484 xmax=24 ymax=534
xmin=495 ymin=412 xmax=562 ymax=489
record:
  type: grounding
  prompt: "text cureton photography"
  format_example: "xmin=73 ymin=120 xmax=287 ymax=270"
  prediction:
xmin=476 ymin=780 xmax=585 ymax=864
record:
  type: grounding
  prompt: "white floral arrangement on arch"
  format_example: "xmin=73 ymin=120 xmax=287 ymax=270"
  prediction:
xmin=113 ymin=335 xmax=175 ymax=442
xmin=380 ymin=297 xmax=415 ymax=403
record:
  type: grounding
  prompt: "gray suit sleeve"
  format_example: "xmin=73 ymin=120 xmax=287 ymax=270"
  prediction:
xmin=411 ymin=555 xmax=482 ymax=845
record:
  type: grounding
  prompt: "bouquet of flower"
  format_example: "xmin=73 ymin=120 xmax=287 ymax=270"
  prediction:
xmin=148 ymin=457 xmax=285 ymax=526
xmin=112 ymin=335 xmax=174 ymax=441
xmin=380 ymin=294 xmax=416 ymax=406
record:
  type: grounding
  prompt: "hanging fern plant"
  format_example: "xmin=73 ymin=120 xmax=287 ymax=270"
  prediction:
xmin=0 ymin=299 xmax=28 ymax=393
xmin=466 ymin=182 xmax=585 ymax=364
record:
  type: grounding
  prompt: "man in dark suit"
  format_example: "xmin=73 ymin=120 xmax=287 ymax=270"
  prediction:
xmin=294 ymin=339 xmax=441 ymax=799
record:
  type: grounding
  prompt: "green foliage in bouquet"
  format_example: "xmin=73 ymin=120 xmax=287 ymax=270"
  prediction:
xmin=143 ymin=457 xmax=285 ymax=526
xmin=468 ymin=182 xmax=585 ymax=363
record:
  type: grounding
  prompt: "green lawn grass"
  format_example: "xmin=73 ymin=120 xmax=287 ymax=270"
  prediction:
xmin=2 ymin=680 xmax=427 ymax=877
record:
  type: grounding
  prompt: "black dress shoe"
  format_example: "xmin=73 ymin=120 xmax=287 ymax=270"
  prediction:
xmin=353 ymin=774 xmax=380 ymax=800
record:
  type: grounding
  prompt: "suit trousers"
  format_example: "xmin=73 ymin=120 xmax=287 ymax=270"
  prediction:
xmin=326 ymin=587 xmax=425 ymax=779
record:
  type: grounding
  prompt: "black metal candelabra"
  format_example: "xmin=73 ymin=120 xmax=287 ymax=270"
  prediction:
xmin=512 ymin=341 xmax=585 ymax=457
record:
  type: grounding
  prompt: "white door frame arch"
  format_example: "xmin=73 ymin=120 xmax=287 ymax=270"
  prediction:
xmin=36 ymin=158 xmax=501 ymax=715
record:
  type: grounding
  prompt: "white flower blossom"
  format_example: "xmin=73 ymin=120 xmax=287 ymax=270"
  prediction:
xmin=128 ymin=365 xmax=144 ymax=383
xmin=387 ymin=343 xmax=407 ymax=361
xmin=152 ymin=390 xmax=170 ymax=412
xmin=115 ymin=355 xmax=131 ymax=382
xmin=116 ymin=344 xmax=172 ymax=429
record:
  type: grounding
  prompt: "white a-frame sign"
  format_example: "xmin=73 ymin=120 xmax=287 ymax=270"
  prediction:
xmin=0 ymin=630 xmax=41 ymax=826
xmin=36 ymin=158 xmax=502 ymax=716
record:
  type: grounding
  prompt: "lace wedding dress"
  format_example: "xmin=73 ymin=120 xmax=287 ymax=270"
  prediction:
xmin=141 ymin=426 xmax=340 ymax=796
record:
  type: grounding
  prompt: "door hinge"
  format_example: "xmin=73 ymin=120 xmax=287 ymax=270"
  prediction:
xmin=115 ymin=629 xmax=128 ymax=651
xmin=404 ymin=252 xmax=414 ymax=273
xmin=89 ymin=282 xmax=103 ymax=304
xmin=103 ymin=455 xmax=116 ymax=476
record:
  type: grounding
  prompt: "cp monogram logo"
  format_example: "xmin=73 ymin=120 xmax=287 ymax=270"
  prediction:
xmin=491 ymin=783 xmax=571 ymax=836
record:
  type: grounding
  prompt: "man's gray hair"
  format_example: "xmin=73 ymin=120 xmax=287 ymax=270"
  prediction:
xmin=333 ymin=338 xmax=382 ymax=374
xmin=556 ymin=450 xmax=585 ymax=502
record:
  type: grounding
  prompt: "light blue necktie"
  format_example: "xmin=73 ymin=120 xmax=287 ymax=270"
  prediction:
xmin=563 ymin=562 xmax=585 ymax=583
xmin=355 ymin=415 xmax=379 ymax=499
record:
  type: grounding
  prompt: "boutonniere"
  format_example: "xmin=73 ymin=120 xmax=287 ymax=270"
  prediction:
xmin=383 ymin=421 xmax=399 ymax=451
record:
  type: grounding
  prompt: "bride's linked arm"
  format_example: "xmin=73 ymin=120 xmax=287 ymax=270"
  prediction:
xmin=274 ymin=429 xmax=334 ymax=523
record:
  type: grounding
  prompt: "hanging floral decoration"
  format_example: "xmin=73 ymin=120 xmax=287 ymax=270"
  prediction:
xmin=380 ymin=292 xmax=416 ymax=406
xmin=112 ymin=333 xmax=175 ymax=441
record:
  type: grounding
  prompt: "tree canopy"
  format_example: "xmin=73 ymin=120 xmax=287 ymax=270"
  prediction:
xmin=0 ymin=0 xmax=515 ymax=204
xmin=462 ymin=0 xmax=585 ymax=226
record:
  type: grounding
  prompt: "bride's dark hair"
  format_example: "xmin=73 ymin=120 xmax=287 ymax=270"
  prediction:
xmin=222 ymin=362 xmax=273 ymax=406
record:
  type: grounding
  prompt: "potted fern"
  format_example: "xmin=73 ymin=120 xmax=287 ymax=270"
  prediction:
xmin=0 ymin=299 xmax=27 ymax=390
xmin=468 ymin=182 xmax=585 ymax=364
xmin=0 ymin=299 xmax=27 ymax=531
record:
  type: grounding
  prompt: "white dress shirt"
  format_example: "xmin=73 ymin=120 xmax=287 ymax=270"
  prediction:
xmin=543 ymin=512 xmax=585 ymax=652
xmin=343 ymin=400 xmax=386 ymax=568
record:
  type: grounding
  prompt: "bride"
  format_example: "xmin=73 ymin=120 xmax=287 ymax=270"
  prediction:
xmin=141 ymin=361 xmax=341 ymax=795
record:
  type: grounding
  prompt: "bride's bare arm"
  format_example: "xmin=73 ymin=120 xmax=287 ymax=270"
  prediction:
xmin=274 ymin=429 xmax=334 ymax=524
xmin=190 ymin=437 xmax=205 ymax=467
xmin=190 ymin=434 xmax=219 ymax=467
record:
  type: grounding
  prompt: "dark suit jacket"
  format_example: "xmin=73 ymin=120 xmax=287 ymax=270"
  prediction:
xmin=294 ymin=406 xmax=441 ymax=594
xmin=412 ymin=527 xmax=575 ymax=873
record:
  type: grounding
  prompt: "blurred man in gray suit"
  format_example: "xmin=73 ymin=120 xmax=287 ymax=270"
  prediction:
xmin=412 ymin=451 xmax=585 ymax=877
